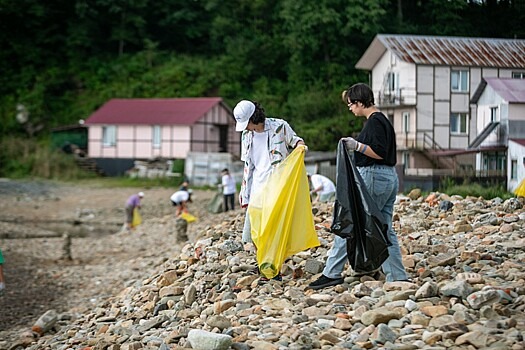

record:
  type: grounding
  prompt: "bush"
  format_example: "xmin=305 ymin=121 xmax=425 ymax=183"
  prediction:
xmin=439 ymin=182 xmax=513 ymax=200
xmin=0 ymin=136 xmax=94 ymax=180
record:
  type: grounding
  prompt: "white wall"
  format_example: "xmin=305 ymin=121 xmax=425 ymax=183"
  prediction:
xmin=371 ymin=51 xmax=416 ymax=102
xmin=434 ymin=67 xmax=450 ymax=100
xmin=508 ymin=104 xmax=525 ymax=121
xmin=507 ymin=140 xmax=525 ymax=192
xmin=476 ymin=84 xmax=506 ymax=147
xmin=417 ymin=66 xmax=433 ymax=94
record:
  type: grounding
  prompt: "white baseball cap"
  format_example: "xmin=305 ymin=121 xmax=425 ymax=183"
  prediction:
xmin=233 ymin=100 xmax=255 ymax=131
xmin=138 ymin=192 xmax=144 ymax=197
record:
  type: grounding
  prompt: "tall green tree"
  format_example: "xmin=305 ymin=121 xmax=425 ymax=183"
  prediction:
xmin=72 ymin=0 xmax=149 ymax=56
xmin=202 ymin=0 xmax=290 ymax=102
xmin=279 ymin=0 xmax=388 ymax=90
xmin=0 ymin=1 xmax=76 ymax=92
xmin=145 ymin=0 xmax=212 ymax=54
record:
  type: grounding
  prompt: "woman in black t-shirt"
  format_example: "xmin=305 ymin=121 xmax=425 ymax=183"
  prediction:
xmin=308 ymin=83 xmax=409 ymax=290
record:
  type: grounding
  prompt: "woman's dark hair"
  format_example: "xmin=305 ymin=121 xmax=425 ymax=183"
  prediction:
xmin=250 ymin=101 xmax=266 ymax=125
xmin=343 ymin=83 xmax=375 ymax=108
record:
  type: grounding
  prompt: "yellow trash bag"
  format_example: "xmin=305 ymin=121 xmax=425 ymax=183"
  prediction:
xmin=132 ymin=208 xmax=142 ymax=227
xmin=249 ymin=145 xmax=320 ymax=279
xmin=515 ymin=178 xmax=525 ymax=197
xmin=180 ymin=212 xmax=197 ymax=223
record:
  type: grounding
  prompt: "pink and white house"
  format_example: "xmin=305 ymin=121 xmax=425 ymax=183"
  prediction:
xmin=84 ymin=97 xmax=239 ymax=176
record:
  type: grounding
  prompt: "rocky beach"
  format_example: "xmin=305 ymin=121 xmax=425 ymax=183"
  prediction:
xmin=0 ymin=180 xmax=524 ymax=349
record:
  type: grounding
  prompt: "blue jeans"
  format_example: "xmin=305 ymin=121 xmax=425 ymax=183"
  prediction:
xmin=322 ymin=164 xmax=408 ymax=282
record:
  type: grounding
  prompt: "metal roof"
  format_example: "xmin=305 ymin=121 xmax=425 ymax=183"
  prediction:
xmin=356 ymin=34 xmax=525 ymax=70
xmin=509 ymin=139 xmax=525 ymax=147
xmin=85 ymin=98 xmax=228 ymax=125
xmin=484 ymin=78 xmax=525 ymax=103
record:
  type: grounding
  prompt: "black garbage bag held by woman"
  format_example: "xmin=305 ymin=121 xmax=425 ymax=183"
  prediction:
xmin=331 ymin=140 xmax=391 ymax=274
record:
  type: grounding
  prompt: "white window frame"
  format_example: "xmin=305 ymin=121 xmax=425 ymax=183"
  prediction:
xmin=152 ymin=125 xmax=161 ymax=148
xmin=402 ymin=112 xmax=410 ymax=133
xmin=511 ymin=160 xmax=518 ymax=180
xmin=451 ymin=70 xmax=469 ymax=92
xmin=102 ymin=126 xmax=116 ymax=147
xmin=512 ymin=72 xmax=525 ymax=79
xmin=450 ymin=113 xmax=468 ymax=135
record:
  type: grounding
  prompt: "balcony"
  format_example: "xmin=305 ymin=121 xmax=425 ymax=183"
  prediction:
xmin=376 ymin=88 xmax=417 ymax=107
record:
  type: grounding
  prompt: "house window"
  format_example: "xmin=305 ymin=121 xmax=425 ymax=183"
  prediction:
xmin=402 ymin=112 xmax=410 ymax=133
xmin=450 ymin=113 xmax=468 ymax=134
xmin=152 ymin=125 xmax=161 ymax=148
xmin=102 ymin=126 xmax=116 ymax=146
xmin=511 ymin=160 xmax=518 ymax=180
xmin=490 ymin=107 xmax=498 ymax=122
xmin=512 ymin=72 xmax=525 ymax=79
xmin=451 ymin=70 xmax=469 ymax=92
xmin=387 ymin=113 xmax=394 ymax=125
xmin=387 ymin=72 xmax=399 ymax=92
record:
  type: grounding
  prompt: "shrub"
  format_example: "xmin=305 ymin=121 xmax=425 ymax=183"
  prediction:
xmin=439 ymin=182 xmax=513 ymax=200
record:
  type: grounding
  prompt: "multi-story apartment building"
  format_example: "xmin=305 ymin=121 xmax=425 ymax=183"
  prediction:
xmin=355 ymin=34 xmax=525 ymax=190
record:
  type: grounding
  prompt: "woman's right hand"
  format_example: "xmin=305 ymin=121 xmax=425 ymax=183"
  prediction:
xmin=342 ymin=137 xmax=360 ymax=151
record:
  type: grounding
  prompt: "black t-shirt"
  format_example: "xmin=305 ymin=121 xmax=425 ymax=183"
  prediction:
xmin=355 ymin=112 xmax=397 ymax=167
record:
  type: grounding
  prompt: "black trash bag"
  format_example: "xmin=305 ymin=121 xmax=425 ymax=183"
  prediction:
xmin=331 ymin=140 xmax=391 ymax=274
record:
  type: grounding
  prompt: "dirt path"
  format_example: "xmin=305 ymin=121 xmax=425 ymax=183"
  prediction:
xmin=0 ymin=179 xmax=225 ymax=339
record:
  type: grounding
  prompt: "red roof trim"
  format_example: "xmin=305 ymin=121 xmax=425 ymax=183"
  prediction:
xmin=85 ymin=98 xmax=227 ymax=125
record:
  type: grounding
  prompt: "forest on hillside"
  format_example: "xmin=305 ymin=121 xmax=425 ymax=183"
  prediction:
xmin=0 ymin=0 xmax=524 ymax=154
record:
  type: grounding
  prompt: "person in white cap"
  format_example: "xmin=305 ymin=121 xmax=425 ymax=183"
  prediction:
xmin=124 ymin=191 xmax=144 ymax=232
xmin=233 ymin=99 xmax=308 ymax=283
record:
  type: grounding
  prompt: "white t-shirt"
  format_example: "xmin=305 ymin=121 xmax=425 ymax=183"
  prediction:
xmin=222 ymin=174 xmax=236 ymax=195
xmin=310 ymin=174 xmax=336 ymax=195
xmin=170 ymin=190 xmax=189 ymax=204
xmin=251 ymin=131 xmax=272 ymax=190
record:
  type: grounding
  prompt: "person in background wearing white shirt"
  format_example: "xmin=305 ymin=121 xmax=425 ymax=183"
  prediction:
xmin=308 ymin=173 xmax=336 ymax=203
xmin=221 ymin=168 xmax=236 ymax=211
xmin=170 ymin=189 xmax=192 ymax=216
